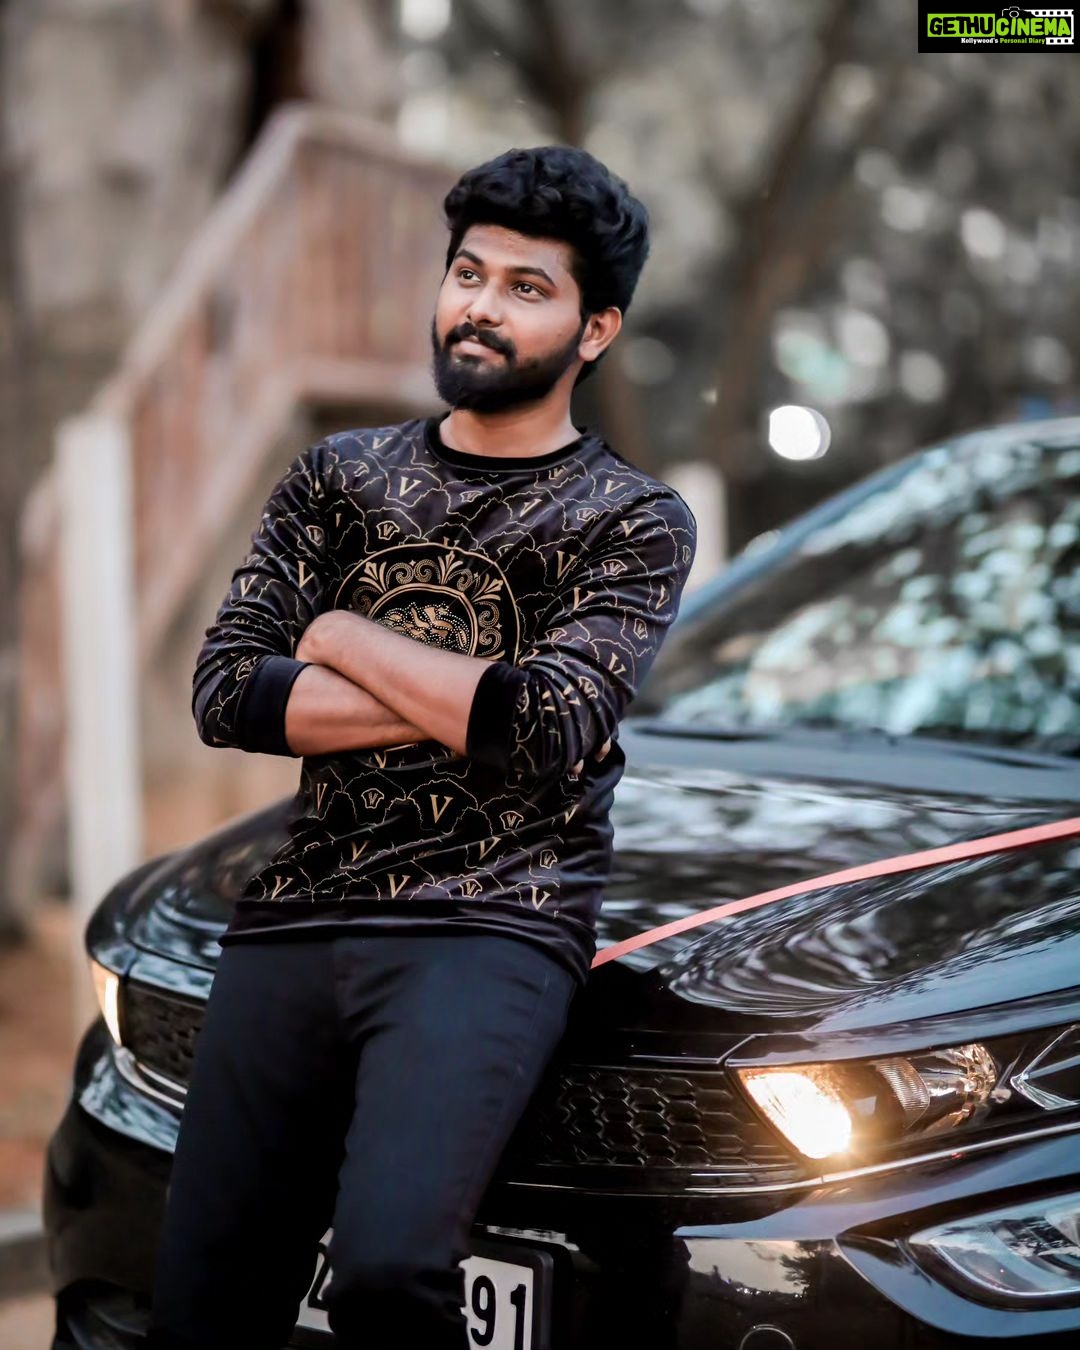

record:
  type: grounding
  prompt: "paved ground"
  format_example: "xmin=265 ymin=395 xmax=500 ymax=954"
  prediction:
xmin=0 ymin=899 xmax=79 ymax=1212
xmin=0 ymin=898 xmax=82 ymax=1343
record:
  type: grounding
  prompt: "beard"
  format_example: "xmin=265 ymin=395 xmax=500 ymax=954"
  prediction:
xmin=429 ymin=315 xmax=587 ymax=413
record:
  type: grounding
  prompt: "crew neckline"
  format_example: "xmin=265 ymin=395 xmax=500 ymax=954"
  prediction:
xmin=424 ymin=414 xmax=591 ymax=472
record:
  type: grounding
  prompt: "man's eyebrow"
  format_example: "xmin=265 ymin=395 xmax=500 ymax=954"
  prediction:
xmin=453 ymin=248 xmax=557 ymax=288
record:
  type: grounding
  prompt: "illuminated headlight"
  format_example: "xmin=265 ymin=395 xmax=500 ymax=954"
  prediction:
xmin=89 ymin=957 xmax=123 ymax=1045
xmin=910 ymin=1193 xmax=1080 ymax=1304
xmin=737 ymin=1043 xmax=998 ymax=1161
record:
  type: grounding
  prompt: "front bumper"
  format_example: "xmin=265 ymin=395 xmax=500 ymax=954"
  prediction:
xmin=44 ymin=1018 xmax=1080 ymax=1349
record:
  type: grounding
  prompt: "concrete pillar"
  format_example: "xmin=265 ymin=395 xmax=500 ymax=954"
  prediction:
xmin=666 ymin=459 xmax=728 ymax=593
xmin=55 ymin=412 xmax=142 ymax=1041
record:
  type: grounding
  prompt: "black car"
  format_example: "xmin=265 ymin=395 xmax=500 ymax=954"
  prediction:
xmin=45 ymin=416 xmax=1080 ymax=1349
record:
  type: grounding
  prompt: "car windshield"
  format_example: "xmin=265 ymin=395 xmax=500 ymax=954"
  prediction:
xmin=643 ymin=426 xmax=1080 ymax=754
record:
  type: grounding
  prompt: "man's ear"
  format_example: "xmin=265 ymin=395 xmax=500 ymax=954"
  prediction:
xmin=579 ymin=307 xmax=623 ymax=364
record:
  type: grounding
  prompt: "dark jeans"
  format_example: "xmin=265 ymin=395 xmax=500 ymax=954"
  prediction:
xmin=147 ymin=931 xmax=577 ymax=1350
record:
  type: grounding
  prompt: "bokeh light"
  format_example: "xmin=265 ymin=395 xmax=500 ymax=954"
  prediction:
xmin=767 ymin=405 xmax=832 ymax=461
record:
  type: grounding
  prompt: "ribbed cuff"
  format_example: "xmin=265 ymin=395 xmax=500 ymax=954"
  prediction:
xmin=235 ymin=654 xmax=312 ymax=756
xmin=466 ymin=661 xmax=527 ymax=772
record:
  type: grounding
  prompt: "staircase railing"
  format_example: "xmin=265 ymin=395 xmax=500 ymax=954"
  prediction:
xmin=15 ymin=104 xmax=457 ymax=924
xmin=99 ymin=103 xmax=455 ymax=660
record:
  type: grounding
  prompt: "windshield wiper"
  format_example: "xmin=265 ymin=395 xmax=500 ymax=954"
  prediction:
xmin=628 ymin=718 xmax=777 ymax=741
xmin=907 ymin=729 xmax=1074 ymax=761
xmin=902 ymin=725 xmax=1080 ymax=763
xmin=628 ymin=718 xmax=1079 ymax=764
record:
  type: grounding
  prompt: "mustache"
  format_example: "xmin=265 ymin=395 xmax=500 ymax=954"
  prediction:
xmin=447 ymin=325 xmax=511 ymax=357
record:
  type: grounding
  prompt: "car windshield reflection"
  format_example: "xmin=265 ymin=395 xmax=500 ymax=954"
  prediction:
xmin=644 ymin=429 xmax=1080 ymax=755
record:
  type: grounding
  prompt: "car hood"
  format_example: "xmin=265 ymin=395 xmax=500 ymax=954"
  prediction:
xmin=120 ymin=725 xmax=1080 ymax=1042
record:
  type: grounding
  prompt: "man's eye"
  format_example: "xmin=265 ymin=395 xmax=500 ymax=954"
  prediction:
xmin=515 ymin=283 xmax=538 ymax=296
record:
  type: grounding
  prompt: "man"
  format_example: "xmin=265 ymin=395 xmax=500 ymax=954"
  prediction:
xmin=149 ymin=144 xmax=697 ymax=1349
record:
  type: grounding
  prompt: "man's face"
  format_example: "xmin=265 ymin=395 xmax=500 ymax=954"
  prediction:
xmin=431 ymin=223 xmax=589 ymax=413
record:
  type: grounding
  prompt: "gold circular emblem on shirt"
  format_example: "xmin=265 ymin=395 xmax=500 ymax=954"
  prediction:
xmin=334 ymin=541 xmax=521 ymax=662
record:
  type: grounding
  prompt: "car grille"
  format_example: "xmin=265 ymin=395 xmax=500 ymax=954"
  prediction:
xmin=122 ymin=981 xmax=797 ymax=1183
xmin=501 ymin=1064 xmax=796 ymax=1179
xmin=123 ymin=982 xmax=203 ymax=1087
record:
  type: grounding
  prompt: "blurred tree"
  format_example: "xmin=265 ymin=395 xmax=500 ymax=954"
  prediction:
xmin=435 ymin=0 xmax=1080 ymax=548
xmin=453 ymin=0 xmax=658 ymax=474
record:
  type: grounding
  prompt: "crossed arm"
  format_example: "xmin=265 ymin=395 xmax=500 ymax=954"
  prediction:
xmin=281 ymin=662 xmax=427 ymax=757
xmin=284 ymin=610 xmax=488 ymax=758
xmin=192 ymin=440 xmax=697 ymax=777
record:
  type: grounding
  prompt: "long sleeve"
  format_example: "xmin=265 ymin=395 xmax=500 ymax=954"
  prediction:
xmin=465 ymin=489 xmax=697 ymax=788
xmin=191 ymin=441 xmax=328 ymax=755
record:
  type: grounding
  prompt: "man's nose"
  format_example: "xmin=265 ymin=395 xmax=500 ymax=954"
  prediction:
xmin=465 ymin=281 xmax=503 ymax=328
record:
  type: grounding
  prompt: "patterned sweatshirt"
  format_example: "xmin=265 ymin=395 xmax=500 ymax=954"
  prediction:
xmin=192 ymin=413 xmax=697 ymax=985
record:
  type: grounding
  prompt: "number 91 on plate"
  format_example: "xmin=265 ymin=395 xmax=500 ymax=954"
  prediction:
xmin=295 ymin=1232 xmax=554 ymax=1350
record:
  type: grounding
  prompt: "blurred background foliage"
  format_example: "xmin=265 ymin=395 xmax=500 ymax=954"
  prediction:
xmin=431 ymin=0 xmax=1079 ymax=545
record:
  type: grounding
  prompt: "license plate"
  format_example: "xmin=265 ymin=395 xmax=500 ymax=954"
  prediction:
xmin=295 ymin=1228 xmax=552 ymax=1350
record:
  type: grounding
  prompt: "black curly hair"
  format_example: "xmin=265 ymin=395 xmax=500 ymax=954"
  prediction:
xmin=441 ymin=145 xmax=650 ymax=386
